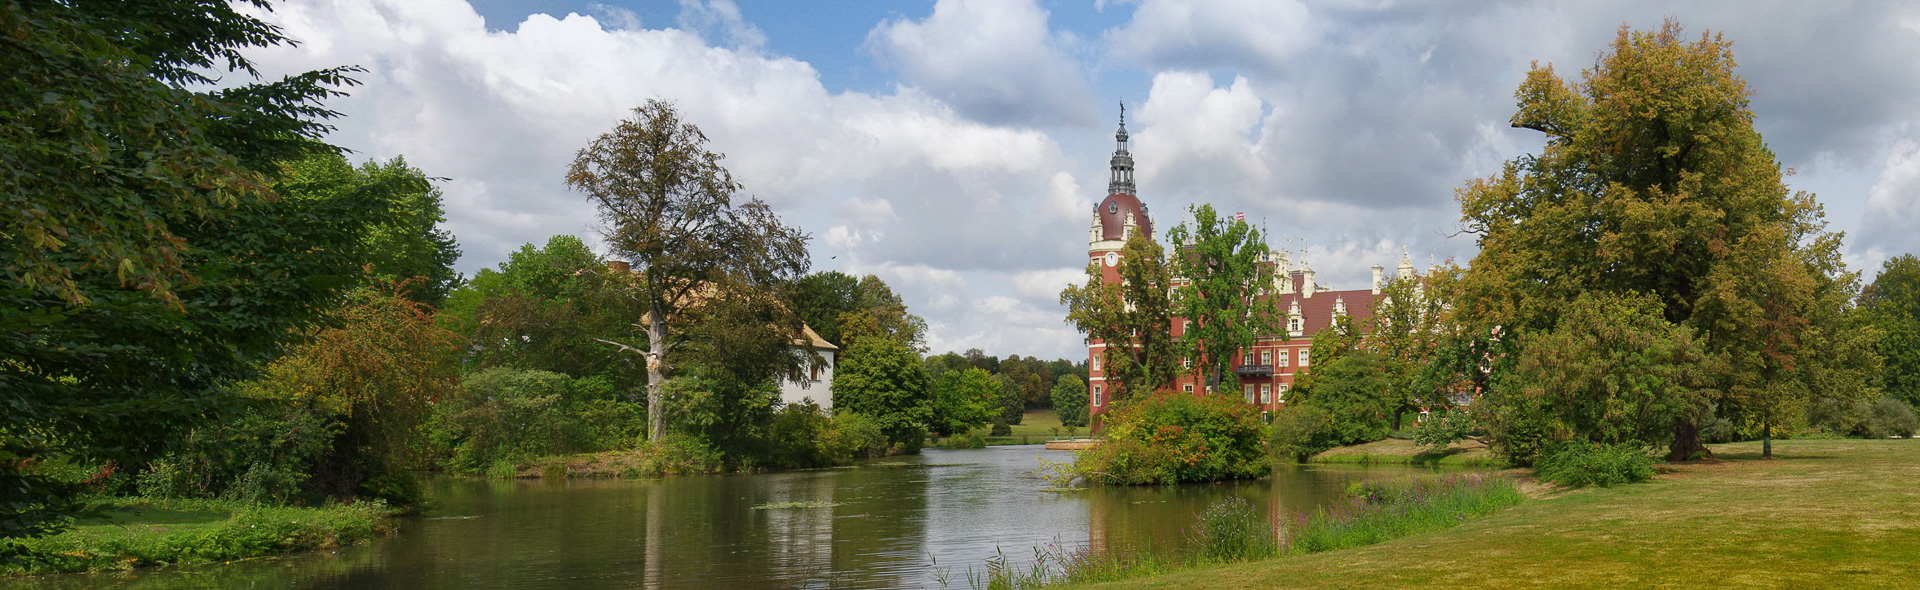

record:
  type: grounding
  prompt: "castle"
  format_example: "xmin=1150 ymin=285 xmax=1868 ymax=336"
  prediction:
xmin=1083 ymin=108 xmax=1420 ymax=421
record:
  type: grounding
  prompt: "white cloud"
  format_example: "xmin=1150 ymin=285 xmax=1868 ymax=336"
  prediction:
xmin=1104 ymin=0 xmax=1314 ymax=74
xmin=866 ymin=0 xmax=1097 ymax=126
xmin=1861 ymin=139 xmax=1920 ymax=257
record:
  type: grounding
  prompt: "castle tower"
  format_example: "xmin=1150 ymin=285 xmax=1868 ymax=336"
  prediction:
xmin=1088 ymin=104 xmax=1153 ymax=419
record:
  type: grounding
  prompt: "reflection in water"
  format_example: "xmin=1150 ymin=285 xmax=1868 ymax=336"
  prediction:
xmin=11 ymin=447 xmax=1461 ymax=589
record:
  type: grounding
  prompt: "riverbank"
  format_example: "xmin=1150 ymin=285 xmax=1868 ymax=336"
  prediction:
xmin=1308 ymin=437 xmax=1503 ymax=466
xmin=1 ymin=498 xmax=397 ymax=577
xmin=1067 ymin=438 xmax=1920 ymax=589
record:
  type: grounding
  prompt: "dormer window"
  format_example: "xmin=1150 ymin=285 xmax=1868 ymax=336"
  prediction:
xmin=1108 ymin=201 xmax=1118 ymax=214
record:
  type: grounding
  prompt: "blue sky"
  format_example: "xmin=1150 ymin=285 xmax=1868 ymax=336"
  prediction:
xmin=241 ymin=0 xmax=1920 ymax=360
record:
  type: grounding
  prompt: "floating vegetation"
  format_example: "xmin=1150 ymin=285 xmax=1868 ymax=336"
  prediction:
xmin=751 ymin=500 xmax=844 ymax=510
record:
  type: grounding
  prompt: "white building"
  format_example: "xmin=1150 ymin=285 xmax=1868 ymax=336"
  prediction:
xmin=781 ymin=326 xmax=838 ymax=409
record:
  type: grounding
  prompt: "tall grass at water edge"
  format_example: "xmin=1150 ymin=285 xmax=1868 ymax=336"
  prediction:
xmin=944 ymin=473 xmax=1521 ymax=589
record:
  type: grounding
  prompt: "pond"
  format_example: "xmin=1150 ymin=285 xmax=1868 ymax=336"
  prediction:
xmin=20 ymin=446 xmax=1459 ymax=589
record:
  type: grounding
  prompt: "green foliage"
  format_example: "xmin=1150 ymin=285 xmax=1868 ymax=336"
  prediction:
xmin=994 ymin=373 xmax=1026 ymax=426
xmin=1051 ymin=375 xmax=1090 ymax=427
xmin=1187 ymin=496 xmax=1275 ymax=563
xmin=277 ymin=153 xmax=461 ymax=305
xmin=943 ymin=430 xmax=987 ymax=450
xmin=788 ymin=271 xmax=862 ymax=347
xmin=762 ymin=401 xmax=836 ymax=469
xmin=831 ymin=337 xmax=932 ymax=448
xmin=835 ymin=275 xmax=928 ymax=350
xmin=1502 ymin=292 xmax=1717 ymax=461
xmin=1060 ymin=232 xmax=1180 ymax=400
xmin=445 ymin=236 xmax=643 ymax=394
xmin=988 ymin=423 xmax=1012 ymax=437
xmin=1290 ymin=351 xmax=1394 ymax=445
xmin=136 ymin=401 xmax=335 ymax=506
xmin=927 ymin=368 xmax=1000 ymax=436
xmin=1864 ymin=254 xmax=1920 ymax=409
xmin=1534 ymin=440 xmax=1657 ymax=488
xmin=1808 ymin=396 xmax=1920 ymax=439
xmin=1411 ymin=411 xmax=1472 ymax=453
xmin=1267 ymin=404 xmax=1339 ymax=463
xmin=1868 ymin=398 xmax=1920 ymax=439
xmin=430 ymin=369 xmax=645 ymax=473
xmin=0 ymin=498 xmax=396 ymax=576
xmin=1166 ymin=204 xmax=1288 ymax=393
xmin=1072 ymin=394 xmax=1270 ymax=485
xmin=824 ymin=412 xmax=890 ymax=461
xmin=2 ymin=0 xmax=380 ymax=538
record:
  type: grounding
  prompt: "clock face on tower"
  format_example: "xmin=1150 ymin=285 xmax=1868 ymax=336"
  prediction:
xmin=1104 ymin=252 xmax=1119 ymax=267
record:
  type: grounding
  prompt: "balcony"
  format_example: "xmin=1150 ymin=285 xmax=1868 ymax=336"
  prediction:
xmin=1233 ymin=364 xmax=1273 ymax=377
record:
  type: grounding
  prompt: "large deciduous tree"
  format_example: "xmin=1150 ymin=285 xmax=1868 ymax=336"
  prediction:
xmin=567 ymin=100 xmax=811 ymax=442
xmin=1060 ymin=232 xmax=1180 ymax=401
xmin=832 ymin=337 xmax=932 ymax=448
xmin=1454 ymin=21 xmax=1874 ymax=461
xmin=2 ymin=0 xmax=368 ymax=544
xmin=1366 ymin=267 xmax=1468 ymax=428
xmin=1166 ymin=204 xmax=1286 ymax=395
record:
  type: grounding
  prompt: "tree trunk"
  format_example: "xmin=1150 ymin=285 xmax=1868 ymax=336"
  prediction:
xmin=1668 ymin=418 xmax=1709 ymax=461
xmin=645 ymin=314 xmax=670 ymax=443
xmin=1762 ymin=421 xmax=1773 ymax=459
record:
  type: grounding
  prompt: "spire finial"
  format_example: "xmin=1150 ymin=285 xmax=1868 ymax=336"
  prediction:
xmin=1108 ymin=101 xmax=1136 ymax=195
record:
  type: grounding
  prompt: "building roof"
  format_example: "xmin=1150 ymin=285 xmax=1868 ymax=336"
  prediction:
xmin=1273 ymin=272 xmax=1377 ymax=339
xmin=1096 ymin=192 xmax=1153 ymax=241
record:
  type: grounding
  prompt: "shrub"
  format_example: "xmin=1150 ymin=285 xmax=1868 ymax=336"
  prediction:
xmin=1411 ymin=411 xmax=1471 ymax=453
xmin=137 ymin=399 xmax=335 ymax=505
xmin=824 ymin=412 xmax=890 ymax=461
xmin=1187 ymin=496 xmax=1275 ymax=562
xmin=989 ymin=422 xmax=1012 ymax=437
xmin=1533 ymin=440 xmax=1656 ymax=488
xmin=763 ymin=401 xmax=836 ymax=469
xmin=1699 ymin=414 xmax=1740 ymax=444
xmin=1073 ymin=393 xmax=1270 ymax=485
xmin=1268 ymin=404 xmax=1339 ymax=463
xmin=1868 ymin=398 xmax=1920 ymax=438
xmin=431 ymin=368 xmax=643 ymax=472
xmin=943 ymin=430 xmax=986 ymax=449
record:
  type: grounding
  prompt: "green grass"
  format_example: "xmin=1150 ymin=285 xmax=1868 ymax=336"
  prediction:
xmin=1066 ymin=438 xmax=1920 ymax=589
xmin=1007 ymin=409 xmax=1071 ymax=440
xmin=1 ymin=498 xmax=398 ymax=576
xmin=1308 ymin=437 xmax=1505 ymax=466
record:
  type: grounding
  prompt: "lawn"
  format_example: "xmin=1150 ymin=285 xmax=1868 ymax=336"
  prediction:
xmin=1008 ymin=409 xmax=1071 ymax=439
xmin=1067 ymin=438 xmax=1920 ymax=589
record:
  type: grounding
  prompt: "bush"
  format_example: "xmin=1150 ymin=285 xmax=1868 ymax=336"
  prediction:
xmin=1533 ymin=440 xmax=1656 ymax=488
xmin=1868 ymin=398 xmax=1920 ymax=438
xmin=824 ymin=412 xmax=890 ymax=461
xmin=430 ymin=368 xmax=646 ymax=473
xmin=989 ymin=422 xmax=1012 ymax=437
xmin=763 ymin=401 xmax=836 ymax=469
xmin=1268 ymin=404 xmax=1339 ymax=463
xmin=1411 ymin=411 xmax=1471 ymax=453
xmin=137 ymin=399 xmax=335 ymax=505
xmin=1187 ymin=496 xmax=1275 ymax=562
xmin=1073 ymin=393 xmax=1270 ymax=485
xmin=1699 ymin=414 xmax=1740 ymax=444
xmin=943 ymin=430 xmax=986 ymax=449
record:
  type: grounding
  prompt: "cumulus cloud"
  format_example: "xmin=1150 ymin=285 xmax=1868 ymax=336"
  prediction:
xmin=1104 ymin=0 xmax=1314 ymax=74
xmin=866 ymin=0 xmax=1098 ymax=127
xmin=1860 ymin=139 xmax=1920 ymax=258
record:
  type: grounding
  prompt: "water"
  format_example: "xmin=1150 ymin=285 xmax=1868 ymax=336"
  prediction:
xmin=15 ymin=447 xmax=1456 ymax=589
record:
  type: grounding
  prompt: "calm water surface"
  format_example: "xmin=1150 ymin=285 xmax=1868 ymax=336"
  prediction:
xmin=19 ymin=446 xmax=1456 ymax=589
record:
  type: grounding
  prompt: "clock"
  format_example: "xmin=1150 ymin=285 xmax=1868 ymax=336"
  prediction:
xmin=1104 ymin=252 xmax=1119 ymax=267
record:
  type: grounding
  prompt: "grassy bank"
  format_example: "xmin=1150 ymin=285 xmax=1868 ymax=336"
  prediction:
xmin=1069 ymin=438 xmax=1920 ymax=589
xmin=2 ymin=498 xmax=397 ymax=576
xmin=1308 ymin=437 xmax=1503 ymax=466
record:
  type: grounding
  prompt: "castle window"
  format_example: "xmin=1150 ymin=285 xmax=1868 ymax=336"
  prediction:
xmin=1299 ymin=350 xmax=1310 ymax=366
xmin=1277 ymin=350 xmax=1290 ymax=366
xmin=1260 ymin=384 xmax=1271 ymax=404
xmin=1260 ymin=350 xmax=1271 ymax=365
xmin=1093 ymin=386 xmax=1103 ymax=407
xmin=1277 ymin=384 xmax=1291 ymax=403
xmin=1243 ymin=385 xmax=1256 ymax=404
xmin=1184 ymin=384 xmax=1194 ymax=393
xmin=1092 ymin=355 xmax=1102 ymax=371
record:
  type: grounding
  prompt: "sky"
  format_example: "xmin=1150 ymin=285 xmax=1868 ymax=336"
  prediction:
xmin=238 ymin=0 xmax=1920 ymax=360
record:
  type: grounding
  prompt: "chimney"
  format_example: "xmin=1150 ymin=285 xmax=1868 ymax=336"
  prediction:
xmin=1302 ymin=269 xmax=1316 ymax=298
xmin=1372 ymin=265 xmax=1384 ymax=295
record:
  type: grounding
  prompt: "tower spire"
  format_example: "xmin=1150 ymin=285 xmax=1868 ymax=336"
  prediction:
xmin=1109 ymin=102 xmax=1135 ymax=196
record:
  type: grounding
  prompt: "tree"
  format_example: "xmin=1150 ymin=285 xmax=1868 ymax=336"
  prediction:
xmin=928 ymin=368 xmax=999 ymax=437
xmin=3 ymin=0 xmax=369 ymax=543
xmin=831 ymin=337 xmax=932 ymax=448
xmin=1289 ymin=350 xmax=1394 ymax=445
xmin=1863 ymin=255 xmax=1920 ymax=409
xmin=1166 ymin=204 xmax=1287 ymax=395
xmin=992 ymin=374 xmax=1026 ymax=426
xmin=789 ymin=271 xmax=863 ymax=347
xmin=1365 ymin=269 xmax=1463 ymax=428
xmin=1050 ymin=375 xmax=1089 ymax=428
xmin=837 ymin=275 xmax=927 ymax=350
xmin=1060 ymin=232 xmax=1181 ymax=400
xmin=444 ymin=236 xmax=643 ymax=391
xmin=568 ymin=100 xmax=811 ymax=442
xmin=1454 ymin=21 xmax=1874 ymax=460
xmin=241 ymin=283 xmax=462 ymax=502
